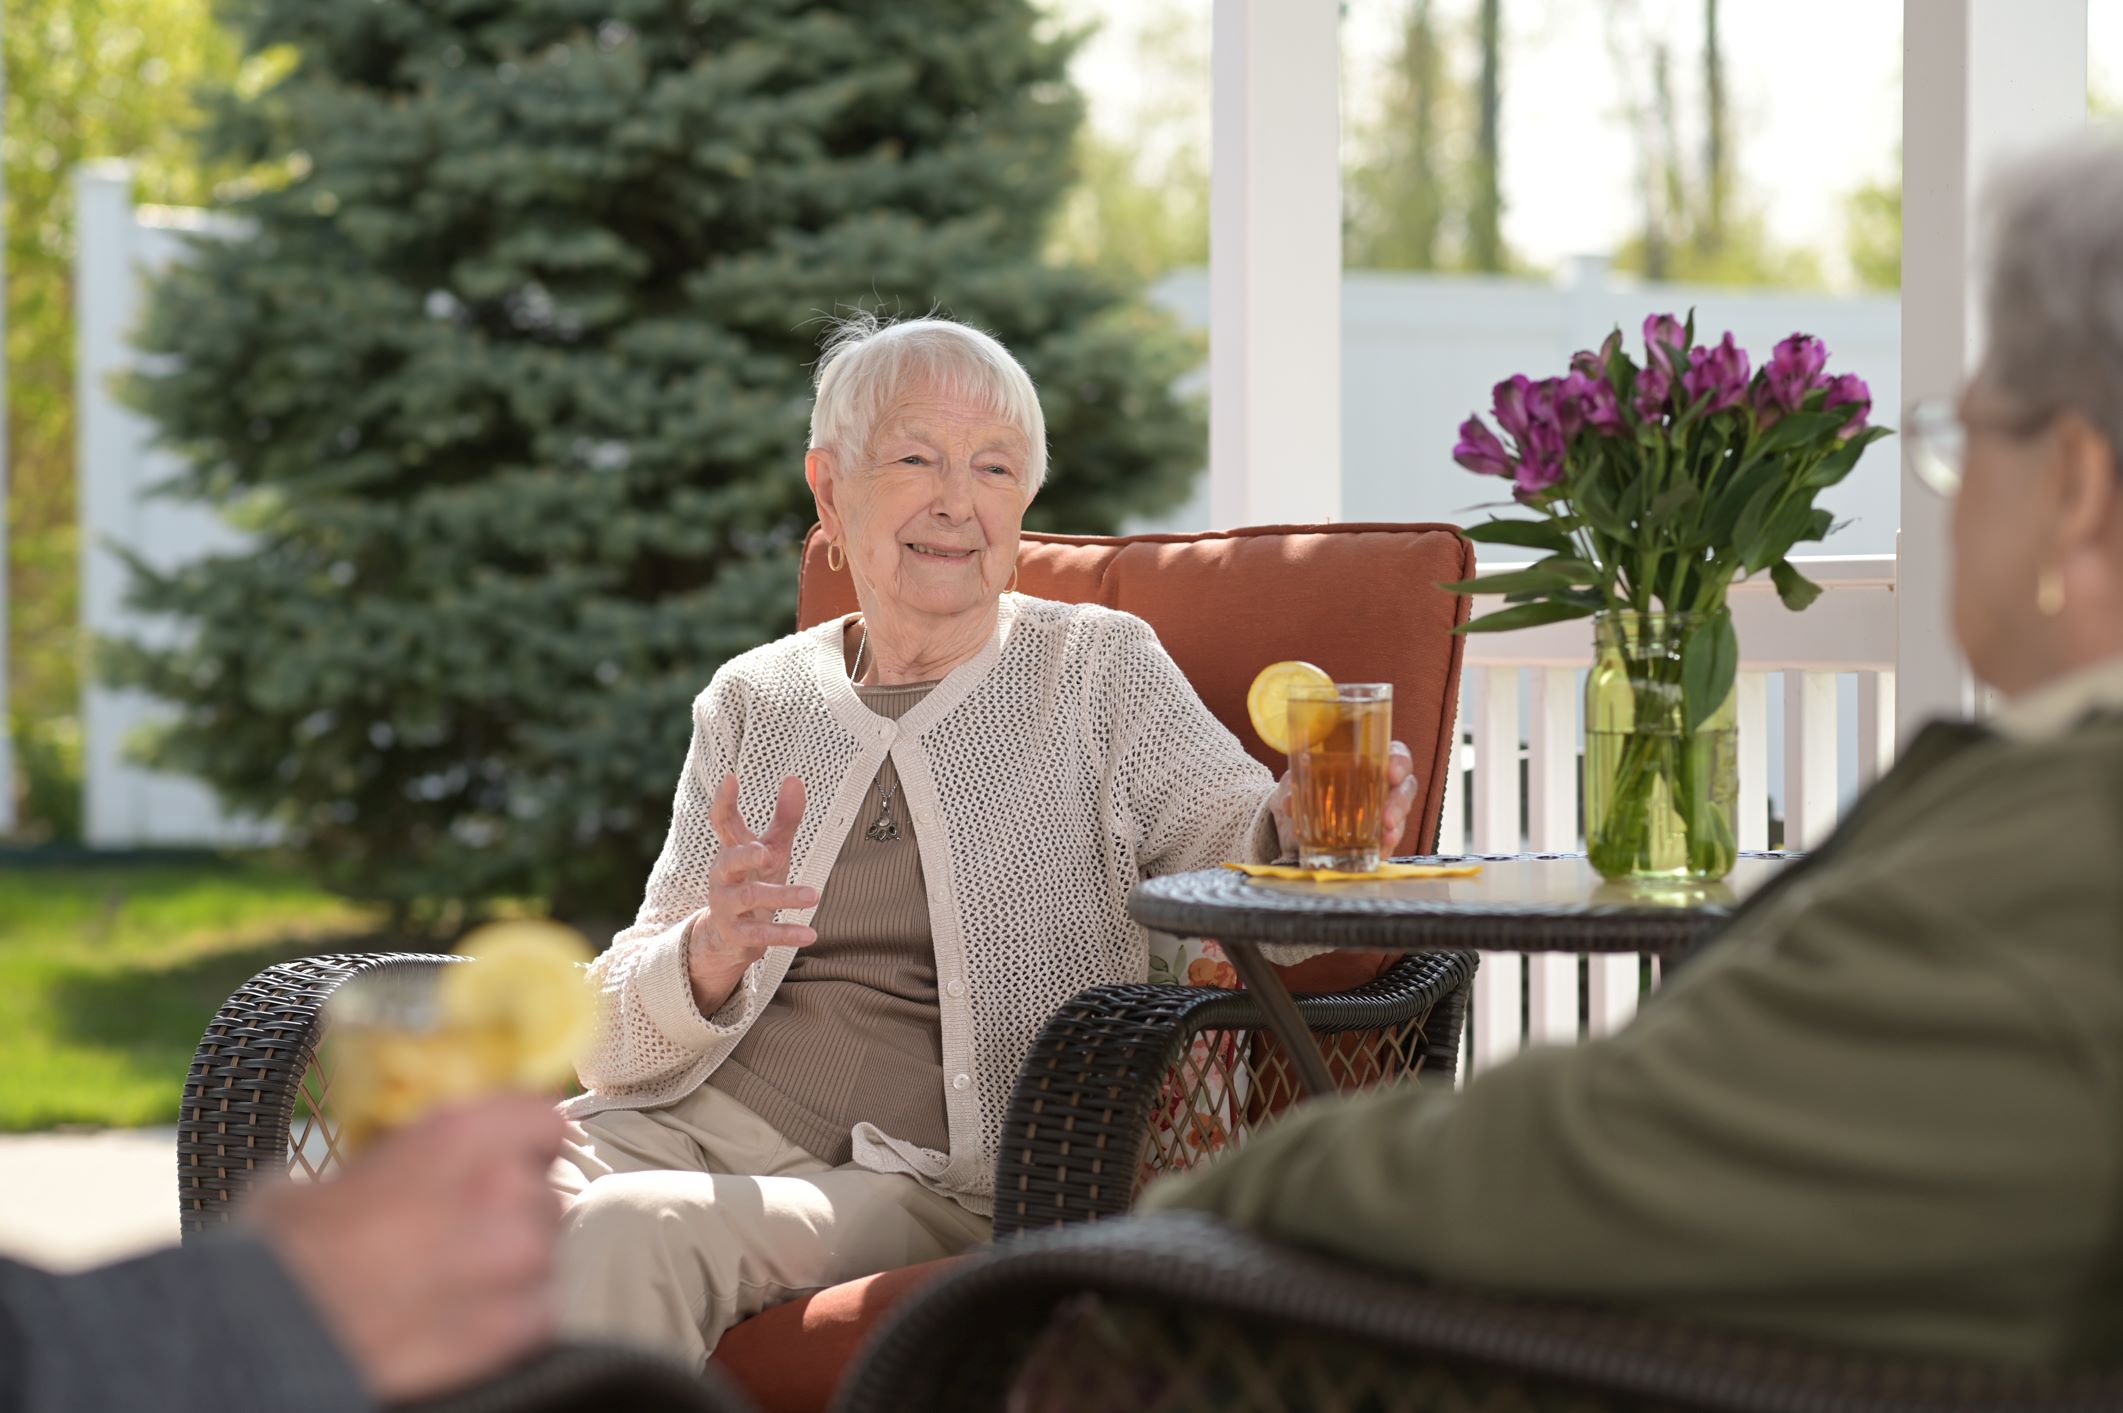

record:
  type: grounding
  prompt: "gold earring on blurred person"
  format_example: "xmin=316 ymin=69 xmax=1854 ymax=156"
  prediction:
xmin=2038 ymin=565 xmax=2067 ymax=618
xmin=827 ymin=541 xmax=846 ymax=572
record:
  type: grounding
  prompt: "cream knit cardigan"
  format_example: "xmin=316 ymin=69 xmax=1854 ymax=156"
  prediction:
xmin=565 ymin=594 xmax=1284 ymax=1215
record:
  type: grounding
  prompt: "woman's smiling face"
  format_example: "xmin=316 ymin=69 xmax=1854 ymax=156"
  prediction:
xmin=818 ymin=387 xmax=1034 ymax=623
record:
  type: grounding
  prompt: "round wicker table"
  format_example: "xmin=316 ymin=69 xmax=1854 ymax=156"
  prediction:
xmin=1128 ymin=851 xmax=1798 ymax=1097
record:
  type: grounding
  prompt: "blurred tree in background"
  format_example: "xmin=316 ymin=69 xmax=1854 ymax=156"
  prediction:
xmin=1604 ymin=0 xmax=1824 ymax=288
xmin=1468 ymin=0 xmax=1503 ymax=272
xmin=1839 ymin=87 xmax=2113 ymax=292
xmin=1345 ymin=0 xmax=1456 ymax=271
xmin=1046 ymin=0 xmax=1208 ymax=280
xmin=1343 ymin=0 xmax=1512 ymax=273
xmin=1844 ymin=169 xmax=1900 ymax=292
xmin=109 ymin=0 xmax=1204 ymax=930
xmin=1 ymin=0 xmax=274 ymax=840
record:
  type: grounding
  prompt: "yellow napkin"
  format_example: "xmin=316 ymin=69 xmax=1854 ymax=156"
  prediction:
xmin=1222 ymin=861 xmax=1484 ymax=883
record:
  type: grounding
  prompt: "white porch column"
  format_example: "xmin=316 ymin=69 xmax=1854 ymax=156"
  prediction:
xmin=1898 ymin=0 xmax=2085 ymax=739
xmin=1209 ymin=0 xmax=1341 ymax=528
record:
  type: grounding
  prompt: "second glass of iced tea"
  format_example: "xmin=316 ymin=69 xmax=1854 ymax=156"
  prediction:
xmin=1286 ymin=682 xmax=1393 ymax=872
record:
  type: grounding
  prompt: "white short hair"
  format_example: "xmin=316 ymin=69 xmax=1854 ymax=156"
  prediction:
xmin=1983 ymin=128 xmax=2123 ymax=456
xmin=808 ymin=313 xmax=1049 ymax=492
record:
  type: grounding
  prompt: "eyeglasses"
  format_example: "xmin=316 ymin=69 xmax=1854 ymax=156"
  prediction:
xmin=1903 ymin=396 xmax=2055 ymax=498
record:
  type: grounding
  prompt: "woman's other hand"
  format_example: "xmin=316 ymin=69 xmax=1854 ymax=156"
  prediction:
xmin=1269 ymin=740 xmax=1424 ymax=860
xmin=687 ymin=773 xmax=818 ymax=1016
xmin=1379 ymin=741 xmax=1422 ymax=854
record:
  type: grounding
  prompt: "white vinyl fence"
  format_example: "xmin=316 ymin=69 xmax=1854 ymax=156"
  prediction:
xmin=74 ymin=164 xmax=267 ymax=846
xmin=1139 ymin=259 xmax=1904 ymax=557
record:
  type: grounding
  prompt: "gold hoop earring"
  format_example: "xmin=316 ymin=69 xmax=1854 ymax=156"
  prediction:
xmin=2038 ymin=566 xmax=2067 ymax=618
xmin=1006 ymin=562 xmax=1020 ymax=595
xmin=826 ymin=541 xmax=845 ymax=573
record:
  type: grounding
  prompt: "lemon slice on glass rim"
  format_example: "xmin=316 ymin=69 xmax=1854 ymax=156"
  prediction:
xmin=440 ymin=920 xmax=598 ymax=1090
xmin=1246 ymin=660 xmax=1337 ymax=756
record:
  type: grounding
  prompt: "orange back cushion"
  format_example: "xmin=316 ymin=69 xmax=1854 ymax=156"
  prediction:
xmin=797 ymin=522 xmax=1472 ymax=852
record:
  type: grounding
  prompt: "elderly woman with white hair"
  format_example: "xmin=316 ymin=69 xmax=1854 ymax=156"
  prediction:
xmin=1148 ymin=132 xmax=2123 ymax=1370
xmin=547 ymin=314 xmax=1426 ymax=1368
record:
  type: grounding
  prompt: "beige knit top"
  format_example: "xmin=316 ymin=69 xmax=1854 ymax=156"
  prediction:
xmin=567 ymin=596 xmax=1292 ymax=1215
xmin=707 ymin=675 xmax=949 ymax=1164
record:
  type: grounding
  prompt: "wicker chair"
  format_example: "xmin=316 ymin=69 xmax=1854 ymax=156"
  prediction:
xmin=835 ymin=1213 xmax=2123 ymax=1413
xmin=178 ymin=521 xmax=1482 ymax=1409
xmin=175 ymin=948 xmax=1472 ymax=1236
xmin=174 ymin=913 xmax=1472 ymax=1413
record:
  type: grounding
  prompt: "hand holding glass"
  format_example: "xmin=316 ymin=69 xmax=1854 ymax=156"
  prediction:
xmin=327 ymin=922 xmax=595 ymax=1157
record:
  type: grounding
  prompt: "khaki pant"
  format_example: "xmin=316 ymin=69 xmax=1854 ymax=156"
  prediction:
xmin=550 ymin=1082 xmax=991 ymax=1372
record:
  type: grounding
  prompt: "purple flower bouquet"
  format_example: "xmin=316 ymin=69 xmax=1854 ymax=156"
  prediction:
xmin=1440 ymin=313 xmax=1892 ymax=879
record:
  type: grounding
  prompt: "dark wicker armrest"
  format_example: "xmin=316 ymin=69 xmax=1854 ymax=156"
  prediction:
xmin=837 ymin=1214 xmax=2123 ymax=1413
xmin=179 ymin=951 xmax=459 ymax=1238
xmin=991 ymin=950 xmax=1475 ymax=1239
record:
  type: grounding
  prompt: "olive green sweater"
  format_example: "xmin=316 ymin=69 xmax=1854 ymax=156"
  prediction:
xmin=1148 ymin=704 xmax=2123 ymax=1368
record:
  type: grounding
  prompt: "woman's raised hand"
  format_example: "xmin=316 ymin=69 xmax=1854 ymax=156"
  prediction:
xmin=686 ymin=773 xmax=818 ymax=1015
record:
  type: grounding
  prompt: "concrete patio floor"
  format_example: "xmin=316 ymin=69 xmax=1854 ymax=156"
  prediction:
xmin=0 ymin=1128 xmax=179 ymax=1272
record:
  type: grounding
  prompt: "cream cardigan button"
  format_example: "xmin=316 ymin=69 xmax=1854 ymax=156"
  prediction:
xmin=929 ymin=884 xmax=947 ymax=903
xmin=946 ymin=979 xmax=966 ymax=999
xmin=952 ymin=1074 xmax=972 ymax=1091
xmin=915 ymin=806 xmax=936 ymax=825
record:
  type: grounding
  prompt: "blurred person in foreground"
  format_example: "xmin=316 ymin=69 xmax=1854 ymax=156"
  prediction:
xmin=1146 ymin=130 xmax=2123 ymax=1369
xmin=553 ymin=313 xmax=1426 ymax=1369
xmin=0 ymin=1097 xmax=565 ymax=1411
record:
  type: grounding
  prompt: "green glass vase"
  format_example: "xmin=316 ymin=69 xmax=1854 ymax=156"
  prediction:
xmin=1583 ymin=611 xmax=1740 ymax=882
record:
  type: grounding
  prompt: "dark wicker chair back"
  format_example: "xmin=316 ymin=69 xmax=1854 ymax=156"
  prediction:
xmin=835 ymin=1215 xmax=2123 ymax=1413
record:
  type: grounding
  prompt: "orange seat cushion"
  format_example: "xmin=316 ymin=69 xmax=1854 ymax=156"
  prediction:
xmin=707 ymin=947 xmax=1423 ymax=1413
xmin=712 ymin=1257 xmax=965 ymax=1413
xmin=797 ymin=522 xmax=1473 ymax=854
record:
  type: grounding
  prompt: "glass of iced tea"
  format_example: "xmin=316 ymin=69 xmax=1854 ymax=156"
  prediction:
xmin=1286 ymin=682 xmax=1393 ymax=872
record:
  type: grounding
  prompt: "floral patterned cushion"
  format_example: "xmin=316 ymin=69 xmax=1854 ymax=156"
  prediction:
xmin=1140 ymin=939 xmax=1404 ymax=1191
xmin=1140 ymin=938 xmax=1248 ymax=1187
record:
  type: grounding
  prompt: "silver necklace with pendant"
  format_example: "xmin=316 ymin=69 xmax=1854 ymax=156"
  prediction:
xmin=852 ymin=624 xmax=903 ymax=844
xmin=866 ymin=781 xmax=903 ymax=844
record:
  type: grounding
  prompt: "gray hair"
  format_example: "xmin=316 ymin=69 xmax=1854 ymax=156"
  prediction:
xmin=1983 ymin=128 xmax=2123 ymax=459
xmin=807 ymin=313 xmax=1049 ymax=492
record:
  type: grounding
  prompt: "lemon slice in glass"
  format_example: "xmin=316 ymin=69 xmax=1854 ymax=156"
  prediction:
xmin=1246 ymin=660 xmax=1336 ymax=755
xmin=442 ymin=921 xmax=598 ymax=1091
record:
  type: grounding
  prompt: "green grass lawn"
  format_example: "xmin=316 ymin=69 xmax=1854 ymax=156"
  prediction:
xmin=0 ymin=858 xmax=384 ymax=1131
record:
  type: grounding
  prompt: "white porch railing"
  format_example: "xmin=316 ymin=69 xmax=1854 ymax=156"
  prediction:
xmin=1434 ymin=555 xmax=1897 ymax=1076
